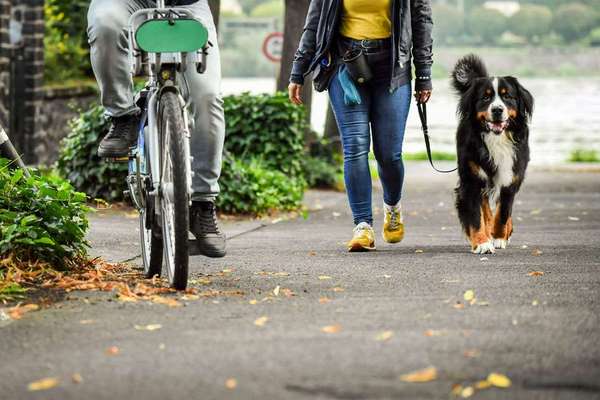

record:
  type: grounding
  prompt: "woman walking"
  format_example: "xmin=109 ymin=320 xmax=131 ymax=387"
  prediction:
xmin=289 ymin=0 xmax=433 ymax=251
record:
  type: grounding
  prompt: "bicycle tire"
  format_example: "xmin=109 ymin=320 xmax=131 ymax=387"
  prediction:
xmin=140 ymin=199 xmax=163 ymax=278
xmin=159 ymin=91 xmax=190 ymax=290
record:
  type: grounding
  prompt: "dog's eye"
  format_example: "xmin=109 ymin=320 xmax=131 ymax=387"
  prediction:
xmin=482 ymin=95 xmax=491 ymax=101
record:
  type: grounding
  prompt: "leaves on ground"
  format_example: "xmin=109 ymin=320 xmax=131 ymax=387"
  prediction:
xmin=225 ymin=378 xmax=237 ymax=389
xmin=321 ymin=324 xmax=342 ymax=334
xmin=254 ymin=316 xmax=269 ymax=327
xmin=7 ymin=303 xmax=39 ymax=320
xmin=134 ymin=324 xmax=162 ymax=331
xmin=319 ymin=297 xmax=332 ymax=304
xmin=487 ymin=373 xmax=511 ymax=388
xmin=375 ymin=330 xmax=393 ymax=342
xmin=330 ymin=287 xmax=345 ymax=292
xmin=528 ymin=271 xmax=544 ymax=277
xmin=318 ymin=276 xmax=332 ymax=280
xmin=27 ymin=377 xmax=59 ymax=391
xmin=105 ymin=346 xmax=120 ymax=355
xmin=399 ymin=366 xmax=438 ymax=383
xmin=71 ymin=373 xmax=83 ymax=384
xmin=463 ymin=290 xmax=474 ymax=301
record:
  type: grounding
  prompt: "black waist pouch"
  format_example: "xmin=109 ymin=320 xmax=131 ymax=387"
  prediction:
xmin=342 ymin=48 xmax=373 ymax=84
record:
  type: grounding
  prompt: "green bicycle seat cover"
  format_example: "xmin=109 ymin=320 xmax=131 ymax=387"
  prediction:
xmin=136 ymin=18 xmax=208 ymax=53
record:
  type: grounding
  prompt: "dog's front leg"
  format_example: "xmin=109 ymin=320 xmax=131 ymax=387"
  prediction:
xmin=492 ymin=187 xmax=516 ymax=249
xmin=456 ymin=184 xmax=495 ymax=254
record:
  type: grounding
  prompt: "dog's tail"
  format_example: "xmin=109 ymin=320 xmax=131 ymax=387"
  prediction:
xmin=451 ymin=54 xmax=488 ymax=93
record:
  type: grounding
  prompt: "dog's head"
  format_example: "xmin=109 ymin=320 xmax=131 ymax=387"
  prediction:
xmin=452 ymin=55 xmax=534 ymax=136
xmin=462 ymin=76 xmax=534 ymax=135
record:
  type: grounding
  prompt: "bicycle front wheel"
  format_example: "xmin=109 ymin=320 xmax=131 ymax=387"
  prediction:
xmin=159 ymin=91 xmax=190 ymax=290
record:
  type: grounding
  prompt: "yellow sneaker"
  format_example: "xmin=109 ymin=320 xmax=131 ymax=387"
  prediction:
xmin=383 ymin=203 xmax=404 ymax=243
xmin=348 ymin=222 xmax=376 ymax=252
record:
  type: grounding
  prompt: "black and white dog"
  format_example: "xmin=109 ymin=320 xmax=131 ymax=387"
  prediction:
xmin=452 ymin=55 xmax=534 ymax=254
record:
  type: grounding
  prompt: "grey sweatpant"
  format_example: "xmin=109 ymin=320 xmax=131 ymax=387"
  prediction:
xmin=87 ymin=0 xmax=224 ymax=200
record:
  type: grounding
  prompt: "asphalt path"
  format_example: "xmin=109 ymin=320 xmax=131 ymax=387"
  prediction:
xmin=1 ymin=163 xmax=599 ymax=400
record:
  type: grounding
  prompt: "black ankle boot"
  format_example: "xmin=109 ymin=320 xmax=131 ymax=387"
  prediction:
xmin=189 ymin=201 xmax=226 ymax=258
xmin=98 ymin=114 xmax=140 ymax=158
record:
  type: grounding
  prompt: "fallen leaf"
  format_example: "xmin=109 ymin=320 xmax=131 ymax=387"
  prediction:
xmin=532 ymin=249 xmax=543 ymax=256
xmin=321 ymin=324 xmax=342 ymax=334
xmin=415 ymin=249 xmax=424 ymax=254
xmin=134 ymin=324 xmax=162 ymax=331
xmin=222 ymin=269 xmax=233 ymax=274
xmin=375 ymin=330 xmax=394 ymax=342
xmin=151 ymin=296 xmax=182 ymax=307
xmin=330 ymin=287 xmax=345 ymax=292
xmin=530 ymin=209 xmax=542 ymax=215
xmin=528 ymin=271 xmax=544 ymax=277
xmin=281 ymin=288 xmax=295 ymax=298
xmin=464 ymin=349 xmax=480 ymax=358
xmin=453 ymin=302 xmax=465 ymax=309
xmin=254 ymin=316 xmax=269 ymax=327
xmin=318 ymin=276 xmax=332 ymax=280
xmin=181 ymin=294 xmax=200 ymax=301
xmin=273 ymin=286 xmax=280 ymax=296
xmin=106 ymin=346 xmax=120 ymax=355
xmin=475 ymin=380 xmax=492 ymax=389
xmin=225 ymin=378 xmax=237 ymax=390
xmin=460 ymin=386 xmax=474 ymax=398
xmin=71 ymin=373 xmax=83 ymax=384
xmin=319 ymin=297 xmax=332 ymax=304
xmin=487 ymin=373 xmax=511 ymax=388
xmin=532 ymin=299 xmax=539 ymax=306
xmin=399 ymin=367 xmax=438 ymax=383
xmin=8 ymin=303 xmax=39 ymax=320
xmin=383 ymin=274 xmax=391 ymax=279
xmin=332 ymin=212 xmax=341 ymax=217
xmin=463 ymin=290 xmax=475 ymax=301
xmin=79 ymin=319 xmax=95 ymax=324
xmin=424 ymin=329 xmax=444 ymax=337
xmin=249 ymin=299 xmax=258 ymax=305
xmin=451 ymin=384 xmax=463 ymax=396
xmin=159 ymin=343 xmax=166 ymax=350
xmin=521 ymin=245 xmax=528 ymax=249
xmin=27 ymin=377 xmax=59 ymax=391
xmin=568 ymin=216 xmax=580 ymax=221
xmin=480 ymin=257 xmax=489 ymax=261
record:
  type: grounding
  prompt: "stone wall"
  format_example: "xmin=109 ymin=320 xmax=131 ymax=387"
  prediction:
xmin=0 ymin=0 xmax=46 ymax=164
xmin=0 ymin=0 xmax=10 ymax=130
xmin=38 ymin=85 xmax=97 ymax=165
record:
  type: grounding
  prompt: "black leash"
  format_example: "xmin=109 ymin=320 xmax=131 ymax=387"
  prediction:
xmin=416 ymin=102 xmax=457 ymax=174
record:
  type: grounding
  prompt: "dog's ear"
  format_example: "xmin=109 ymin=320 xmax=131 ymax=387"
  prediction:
xmin=506 ymin=77 xmax=534 ymax=121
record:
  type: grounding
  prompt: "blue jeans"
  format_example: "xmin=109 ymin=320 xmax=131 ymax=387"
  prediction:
xmin=329 ymin=62 xmax=411 ymax=226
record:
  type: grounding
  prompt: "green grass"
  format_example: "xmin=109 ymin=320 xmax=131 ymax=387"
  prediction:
xmin=568 ymin=149 xmax=600 ymax=163
xmin=403 ymin=151 xmax=457 ymax=161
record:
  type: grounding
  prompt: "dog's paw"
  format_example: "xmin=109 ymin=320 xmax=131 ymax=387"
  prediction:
xmin=493 ymin=238 xmax=509 ymax=249
xmin=472 ymin=241 xmax=496 ymax=254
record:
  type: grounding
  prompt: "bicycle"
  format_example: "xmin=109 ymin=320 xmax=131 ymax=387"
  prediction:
xmin=121 ymin=0 xmax=210 ymax=290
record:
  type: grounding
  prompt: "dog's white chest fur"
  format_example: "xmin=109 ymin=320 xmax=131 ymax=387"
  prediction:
xmin=482 ymin=132 xmax=516 ymax=201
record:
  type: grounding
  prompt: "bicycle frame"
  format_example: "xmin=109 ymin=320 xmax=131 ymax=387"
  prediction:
xmin=126 ymin=4 xmax=207 ymax=214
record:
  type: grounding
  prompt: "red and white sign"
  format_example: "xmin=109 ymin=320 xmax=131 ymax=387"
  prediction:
xmin=262 ymin=32 xmax=283 ymax=63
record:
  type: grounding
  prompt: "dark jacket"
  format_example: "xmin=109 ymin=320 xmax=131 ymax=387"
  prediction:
xmin=289 ymin=0 xmax=433 ymax=91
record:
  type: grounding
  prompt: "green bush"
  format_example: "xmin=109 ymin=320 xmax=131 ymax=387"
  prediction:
xmin=467 ymin=7 xmax=508 ymax=44
xmin=56 ymin=104 xmax=129 ymax=202
xmin=217 ymin=153 xmax=305 ymax=214
xmin=0 ymin=159 xmax=90 ymax=265
xmin=223 ymin=92 xmax=307 ymax=178
xmin=57 ymin=92 xmax=308 ymax=214
xmin=44 ymin=0 xmax=91 ymax=83
xmin=554 ymin=3 xmax=596 ymax=42
xmin=588 ymin=27 xmax=600 ymax=46
xmin=432 ymin=4 xmax=464 ymax=45
xmin=508 ymin=4 xmax=552 ymax=43
xmin=568 ymin=149 xmax=600 ymax=163
xmin=250 ymin=0 xmax=284 ymax=18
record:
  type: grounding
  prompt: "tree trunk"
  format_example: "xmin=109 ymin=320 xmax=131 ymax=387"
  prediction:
xmin=278 ymin=0 xmax=312 ymax=124
xmin=208 ymin=0 xmax=221 ymax=31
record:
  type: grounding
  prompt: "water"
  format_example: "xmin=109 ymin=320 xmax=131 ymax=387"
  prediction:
xmin=222 ymin=77 xmax=600 ymax=165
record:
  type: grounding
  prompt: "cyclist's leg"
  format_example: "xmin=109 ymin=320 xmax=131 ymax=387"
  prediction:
xmin=182 ymin=2 xmax=225 ymax=202
xmin=87 ymin=0 xmax=147 ymax=117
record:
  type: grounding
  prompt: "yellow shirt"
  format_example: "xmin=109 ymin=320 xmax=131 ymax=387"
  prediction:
xmin=339 ymin=0 xmax=392 ymax=40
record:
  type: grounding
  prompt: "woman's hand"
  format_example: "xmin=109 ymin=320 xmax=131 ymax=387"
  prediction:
xmin=415 ymin=90 xmax=432 ymax=104
xmin=288 ymin=83 xmax=303 ymax=105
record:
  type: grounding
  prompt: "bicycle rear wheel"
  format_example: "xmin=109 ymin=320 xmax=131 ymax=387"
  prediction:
xmin=159 ymin=91 xmax=190 ymax=290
